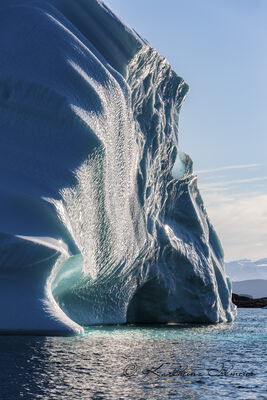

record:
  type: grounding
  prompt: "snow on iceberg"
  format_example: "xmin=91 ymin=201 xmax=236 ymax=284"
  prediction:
xmin=0 ymin=0 xmax=236 ymax=335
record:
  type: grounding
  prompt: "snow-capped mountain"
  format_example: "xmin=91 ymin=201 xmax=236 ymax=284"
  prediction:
xmin=225 ymin=258 xmax=267 ymax=281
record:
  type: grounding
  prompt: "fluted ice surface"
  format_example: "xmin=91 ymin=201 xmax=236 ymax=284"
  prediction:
xmin=0 ymin=0 xmax=235 ymax=334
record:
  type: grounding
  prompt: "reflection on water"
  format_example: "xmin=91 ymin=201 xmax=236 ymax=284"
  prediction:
xmin=0 ymin=309 xmax=266 ymax=400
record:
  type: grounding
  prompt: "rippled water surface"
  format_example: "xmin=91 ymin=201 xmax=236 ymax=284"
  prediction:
xmin=0 ymin=309 xmax=266 ymax=400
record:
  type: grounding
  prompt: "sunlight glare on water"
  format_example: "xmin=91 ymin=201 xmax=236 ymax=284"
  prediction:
xmin=0 ymin=309 xmax=266 ymax=400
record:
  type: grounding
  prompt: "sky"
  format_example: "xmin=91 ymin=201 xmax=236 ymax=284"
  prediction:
xmin=105 ymin=0 xmax=267 ymax=262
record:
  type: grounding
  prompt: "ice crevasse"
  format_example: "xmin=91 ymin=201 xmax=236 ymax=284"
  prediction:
xmin=0 ymin=0 xmax=236 ymax=334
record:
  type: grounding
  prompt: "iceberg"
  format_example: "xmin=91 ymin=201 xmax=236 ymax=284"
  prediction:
xmin=0 ymin=0 xmax=235 ymax=335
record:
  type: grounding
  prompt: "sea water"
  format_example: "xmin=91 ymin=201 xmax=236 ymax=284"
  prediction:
xmin=0 ymin=309 xmax=266 ymax=400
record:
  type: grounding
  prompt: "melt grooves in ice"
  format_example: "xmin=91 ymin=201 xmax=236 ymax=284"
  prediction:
xmin=0 ymin=0 xmax=236 ymax=335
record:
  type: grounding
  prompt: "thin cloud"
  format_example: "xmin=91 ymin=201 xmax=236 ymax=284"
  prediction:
xmin=196 ymin=163 xmax=263 ymax=174
xmin=200 ymin=176 xmax=267 ymax=191
xmin=203 ymin=193 xmax=267 ymax=261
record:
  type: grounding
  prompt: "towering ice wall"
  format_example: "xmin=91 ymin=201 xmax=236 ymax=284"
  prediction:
xmin=0 ymin=0 xmax=235 ymax=334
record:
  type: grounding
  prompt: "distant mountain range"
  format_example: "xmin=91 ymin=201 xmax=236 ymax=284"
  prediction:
xmin=225 ymin=259 xmax=267 ymax=298
xmin=225 ymin=258 xmax=267 ymax=281
xmin=232 ymin=280 xmax=267 ymax=299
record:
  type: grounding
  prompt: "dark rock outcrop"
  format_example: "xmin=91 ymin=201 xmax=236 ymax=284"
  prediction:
xmin=232 ymin=293 xmax=267 ymax=308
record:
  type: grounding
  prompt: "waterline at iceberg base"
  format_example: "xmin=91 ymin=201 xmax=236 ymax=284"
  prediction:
xmin=0 ymin=0 xmax=236 ymax=335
